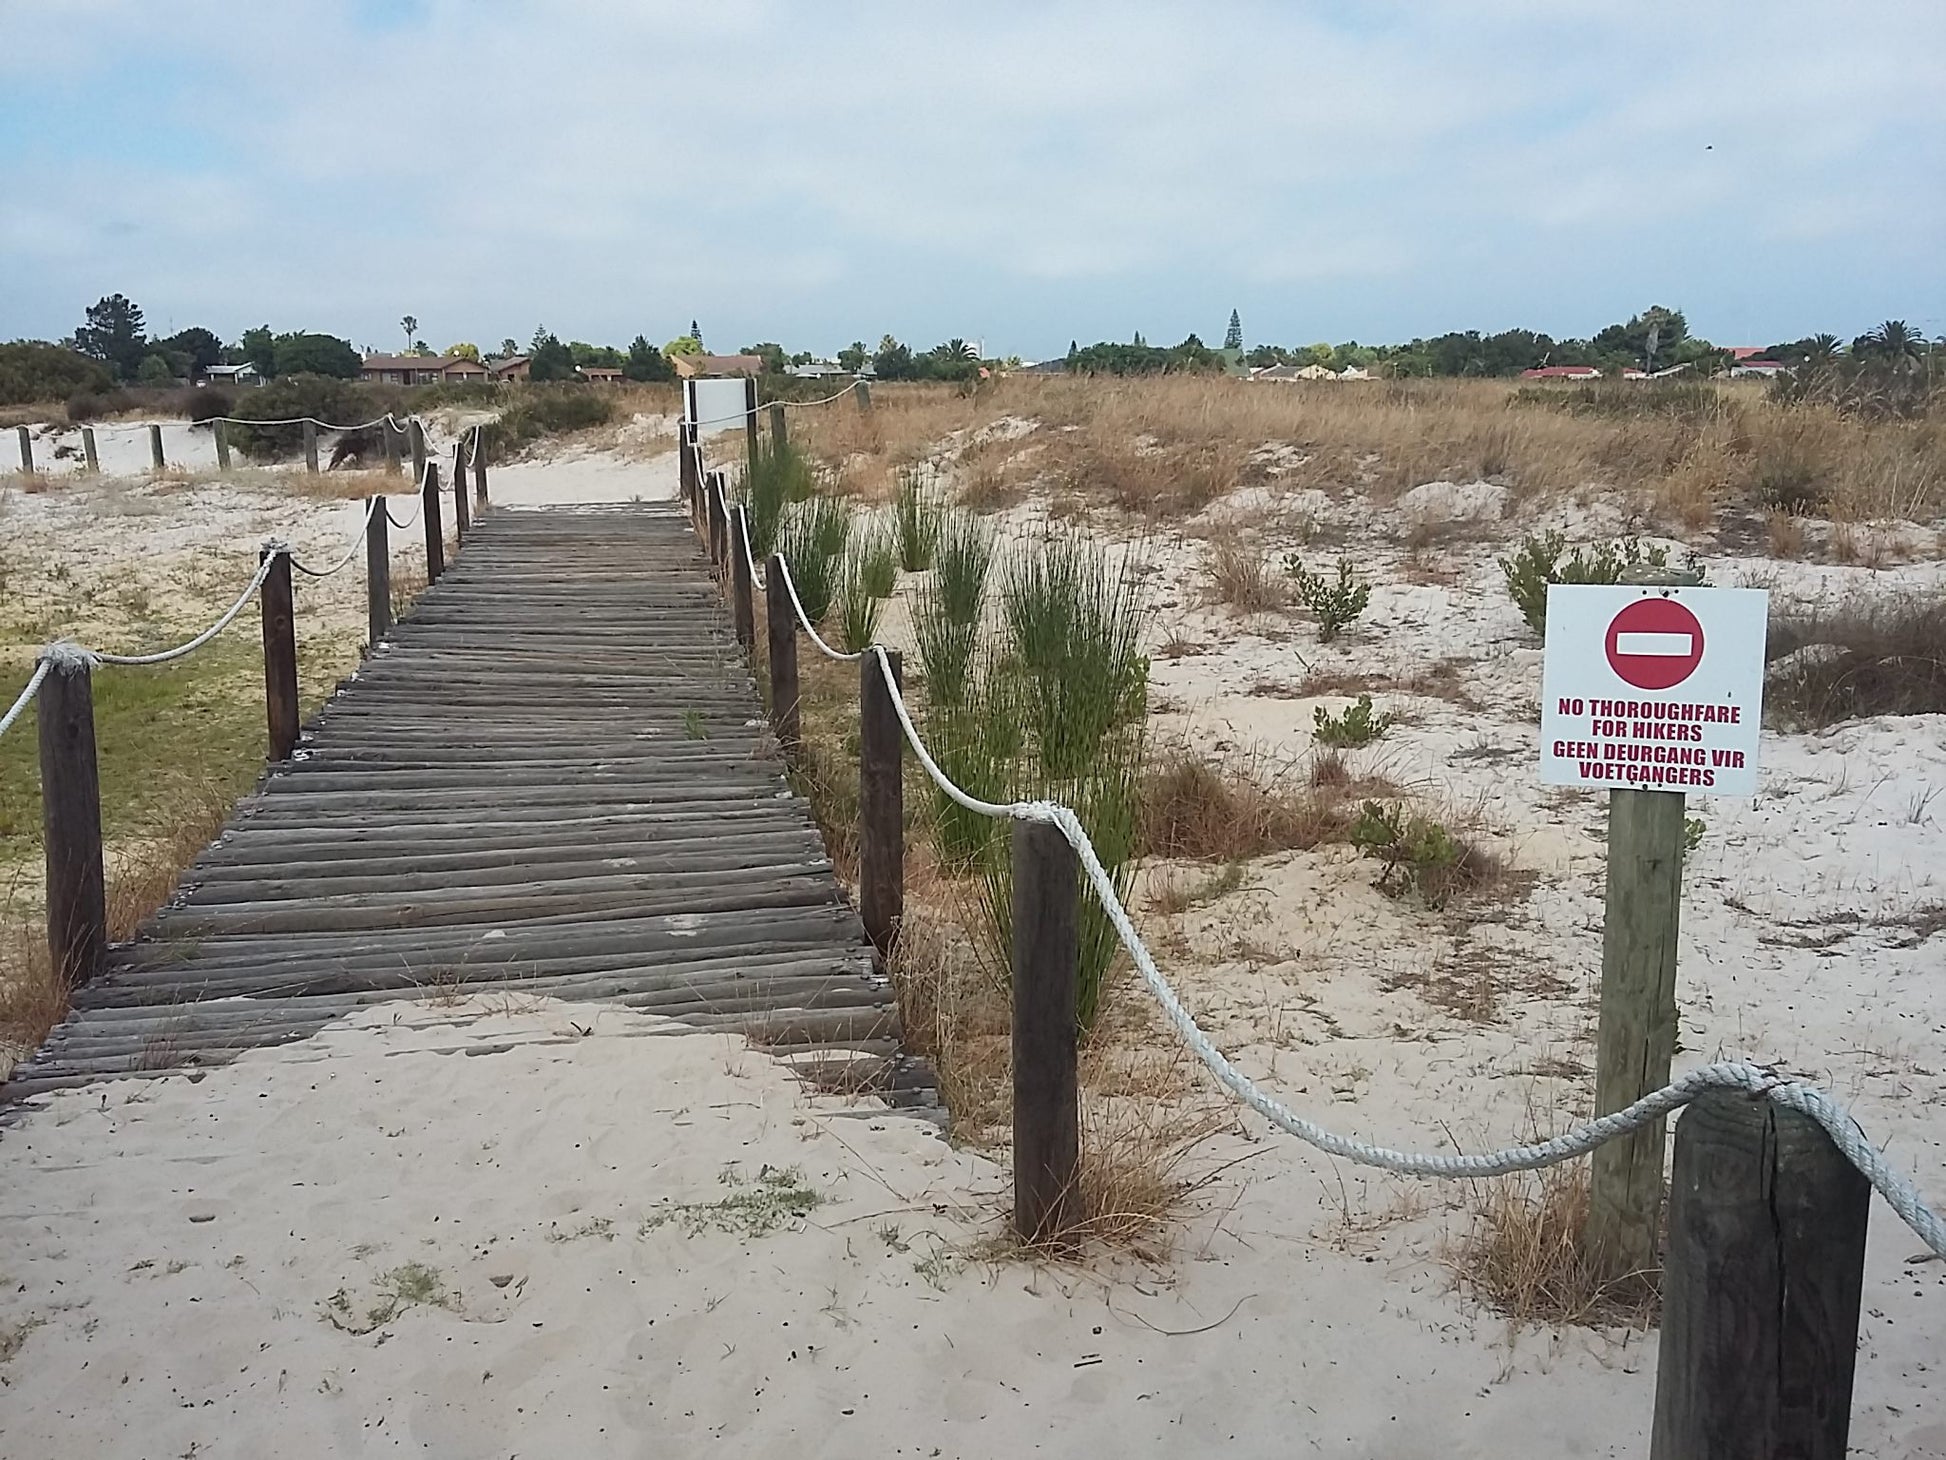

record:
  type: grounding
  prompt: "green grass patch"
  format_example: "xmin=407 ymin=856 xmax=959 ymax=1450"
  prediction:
xmin=641 ymin=1165 xmax=824 ymax=1238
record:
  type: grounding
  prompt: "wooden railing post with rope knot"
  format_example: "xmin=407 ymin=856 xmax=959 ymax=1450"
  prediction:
xmin=858 ymin=647 xmax=903 ymax=967
xmin=452 ymin=442 xmax=471 ymax=541
xmin=472 ymin=428 xmax=489 ymax=509
xmin=730 ymin=506 xmax=755 ymax=651
xmin=764 ymin=553 xmax=800 ymax=757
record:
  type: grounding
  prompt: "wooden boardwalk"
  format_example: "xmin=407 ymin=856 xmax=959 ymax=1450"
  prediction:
xmin=7 ymin=504 xmax=924 ymax=1106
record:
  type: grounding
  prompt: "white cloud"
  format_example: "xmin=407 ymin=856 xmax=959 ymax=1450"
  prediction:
xmin=2 ymin=0 xmax=1941 ymax=352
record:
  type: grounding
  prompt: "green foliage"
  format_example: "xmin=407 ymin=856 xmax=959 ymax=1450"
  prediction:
xmin=1683 ymin=817 xmax=1706 ymax=854
xmin=928 ymin=668 xmax=1019 ymax=871
xmin=1497 ymin=532 xmax=1691 ymax=638
xmin=182 ymin=387 xmax=231 ymax=423
xmin=158 ymin=327 xmax=223 ymax=374
xmin=1349 ymin=801 xmax=1465 ymax=904
xmin=665 ymin=334 xmax=703 ymax=358
xmin=833 ymin=534 xmax=892 ymax=652
xmin=642 ymin=1166 xmax=823 ymax=1238
xmin=527 ymin=329 xmax=578 ymax=382
xmin=777 ymin=496 xmax=852 ymax=622
xmin=239 ymin=326 xmax=277 ymax=380
xmin=1001 ymin=529 xmax=1150 ymax=780
xmin=624 ymin=334 xmax=675 ymax=382
xmin=225 ymin=374 xmax=373 ymax=458
xmin=1284 ymin=557 xmax=1372 ymax=641
xmin=73 ymin=293 xmax=148 ymax=380
xmin=914 ymin=513 xmax=992 ymax=712
xmin=1313 ymin=694 xmax=1395 ymax=748
xmin=135 ymin=353 xmax=176 ymax=386
xmin=269 ymin=332 xmax=361 ymax=378
xmin=894 ymin=470 xmax=942 ymax=571
xmin=477 ymin=386 xmax=616 ymax=460
xmin=0 ymin=343 xmax=111 ymax=407
xmin=740 ymin=438 xmax=819 ymax=558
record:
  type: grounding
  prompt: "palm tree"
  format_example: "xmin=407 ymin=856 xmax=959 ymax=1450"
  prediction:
xmin=1805 ymin=333 xmax=1841 ymax=362
xmin=1860 ymin=319 xmax=1923 ymax=368
xmin=401 ymin=315 xmax=418 ymax=354
xmin=944 ymin=338 xmax=977 ymax=360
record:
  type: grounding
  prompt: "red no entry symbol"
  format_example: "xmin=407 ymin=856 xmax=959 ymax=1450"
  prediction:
xmin=1605 ymin=597 xmax=1705 ymax=690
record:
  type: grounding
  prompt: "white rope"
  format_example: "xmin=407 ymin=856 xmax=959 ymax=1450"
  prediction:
xmin=856 ymin=641 xmax=1946 ymax=1255
xmin=685 ymin=379 xmax=860 ymax=429
xmin=93 ymin=551 xmax=277 ymax=666
xmin=386 ymin=493 xmax=424 ymax=531
xmin=0 ymin=660 xmax=50 ymax=739
xmin=289 ymin=497 xmax=381 ymax=577
xmin=775 ymin=556 xmax=860 ymax=662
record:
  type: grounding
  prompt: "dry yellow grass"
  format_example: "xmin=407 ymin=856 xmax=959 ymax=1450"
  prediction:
xmin=792 ymin=376 xmax=1945 ymax=531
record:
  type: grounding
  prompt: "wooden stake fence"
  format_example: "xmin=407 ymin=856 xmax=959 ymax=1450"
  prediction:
xmin=858 ymin=647 xmax=903 ymax=966
xmin=452 ymin=442 xmax=470 ymax=541
xmin=259 ymin=548 xmax=299 ymax=762
xmin=149 ymin=424 xmax=166 ymax=472
xmin=16 ymin=425 xmax=33 ymax=477
xmin=423 ymin=463 xmax=445 ymax=581
xmin=81 ymin=427 xmax=98 ymax=474
xmin=37 ymin=652 xmax=106 ymax=989
xmin=366 ymin=496 xmax=391 ymax=648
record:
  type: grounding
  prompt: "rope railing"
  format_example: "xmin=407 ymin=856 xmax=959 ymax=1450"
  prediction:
xmin=39 ymin=410 xmax=415 ymax=436
xmin=736 ymin=512 xmax=1946 ymax=1257
xmin=289 ymin=496 xmax=383 ymax=578
xmin=688 ymin=377 xmax=864 ymax=428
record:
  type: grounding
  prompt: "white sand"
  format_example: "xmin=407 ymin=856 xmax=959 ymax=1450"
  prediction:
xmin=3 ymin=423 xmax=1944 ymax=1454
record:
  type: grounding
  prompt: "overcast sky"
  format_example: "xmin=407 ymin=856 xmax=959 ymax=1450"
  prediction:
xmin=3 ymin=1 xmax=1941 ymax=359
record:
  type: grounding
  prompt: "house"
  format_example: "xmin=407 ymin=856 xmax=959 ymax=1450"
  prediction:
xmin=1020 ymin=358 xmax=1068 ymax=375
xmin=1519 ymin=365 xmax=1603 ymax=379
xmin=360 ymin=354 xmax=491 ymax=386
xmin=488 ymin=355 xmax=531 ymax=383
xmin=1251 ymin=362 xmax=1339 ymax=381
xmin=579 ymin=366 xmax=624 ymax=384
xmin=670 ymin=353 xmax=765 ymax=379
xmin=787 ymin=361 xmax=846 ymax=379
xmin=202 ymin=363 xmax=263 ymax=387
xmin=1731 ymin=359 xmax=1789 ymax=378
xmin=1727 ymin=346 xmax=1768 ymax=362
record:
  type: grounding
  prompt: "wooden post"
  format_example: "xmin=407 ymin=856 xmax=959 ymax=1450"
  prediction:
xmin=37 ymin=648 xmax=106 ymax=988
xmin=214 ymin=419 xmax=232 ymax=472
xmin=382 ymin=418 xmax=402 ymax=476
xmin=423 ymin=462 xmax=445 ymax=582
xmin=706 ymin=474 xmax=728 ymax=574
xmin=302 ymin=420 xmax=319 ymax=475
xmin=858 ymin=648 xmax=903 ymax=965
xmin=408 ymin=419 xmax=426 ymax=484
xmin=743 ymin=376 xmax=760 ymax=467
xmin=365 ymin=496 xmax=391 ymax=650
xmin=16 ymin=425 xmax=33 ymax=476
xmin=766 ymin=553 xmax=800 ymax=757
xmin=1650 ymin=1089 xmax=1869 ymax=1460
xmin=1012 ymin=817 xmax=1081 ymax=1245
xmin=471 ymin=428 xmax=488 ymax=508
xmin=81 ymin=427 xmax=98 ymax=474
xmin=1586 ymin=786 xmax=1688 ymax=1278
xmin=769 ymin=401 xmax=788 ymax=451
xmin=149 ymin=423 xmax=166 ymax=471
xmin=855 ymin=381 xmax=871 ymax=411
xmin=259 ymin=547 xmax=299 ymax=762
xmin=679 ymin=427 xmax=698 ymax=513
xmin=451 ymin=442 xmax=470 ymax=541
xmin=730 ymin=506 xmax=755 ymax=650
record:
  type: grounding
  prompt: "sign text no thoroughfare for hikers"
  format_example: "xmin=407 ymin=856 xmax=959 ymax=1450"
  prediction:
xmin=1538 ymin=584 xmax=1768 ymax=797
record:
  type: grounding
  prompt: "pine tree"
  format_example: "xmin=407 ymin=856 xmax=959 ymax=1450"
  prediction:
xmin=1224 ymin=309 xmax=1243 ymax=352
xmin=690 ymin=319 xmax=703 ymax=350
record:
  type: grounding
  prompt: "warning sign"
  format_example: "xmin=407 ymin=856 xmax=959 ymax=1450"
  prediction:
xmin=1539 ymin=584 xmax=1767 ymax=797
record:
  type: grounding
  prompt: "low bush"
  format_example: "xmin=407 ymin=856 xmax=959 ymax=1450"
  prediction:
xmin=181 ymin=386 xmax=232 ymax=424
xmin=226 ymin=374 xmax=376 ymax=459
xmin=1138 ymin=750 xmax=1356 ymax=860
xmin=777 ymin=496 xmax=852 ymax=622
xmin=64 ymin=388 xmax=137 ymax=423
xmin=1208 ymin=538 xmax=1285 ymax=613
xmin=1349 ymin=800 xmax=1507 ymax=906
xmin=895 ymin=469 xmax=942 ymax=571
xmin=1767 ymin=593 xmax=1946 ymax=728
xmin=0 ymin=342 xmax=112 ymax=408
xmin=477 ymin=386 xmax=616 ymax=461
xmin=1284 ymin=556 xmax=1372 ymax=641
xmin=834 ymin=548 xmax=886 ymax=653
xmin=1751 ymin=435 xmax=1829 ymax=516
xmin=1313 ymin=694 xmax=1395 ymax=748
xmin=1498 ymin=532 xmax=1698 ymax=638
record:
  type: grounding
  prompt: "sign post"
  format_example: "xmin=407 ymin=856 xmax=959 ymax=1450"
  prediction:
xmin=1539 ymin=577 xmax=1767 ymax=1280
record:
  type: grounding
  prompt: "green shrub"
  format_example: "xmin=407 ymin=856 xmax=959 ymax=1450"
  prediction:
xmin=1313 ymin=694 xmax=1395 ymax=748
xmin=777 ymin=496 xmax=851 ymax=622
xmin=182 ymin=387 xmax=231 ymax=424
xmin=1002 ymin=530 xmax=1149 ymax=779
xmin=1498 ymin=532 xmax=1700 ymax=638
xmin=1349 ymin=801 xmax=1460 ymax=903
xmin=0 ymin=343 xmax=112 ymax=408
xmin=931 ymin=512 xmax=992 ymax=626
xmin=1284 ymin=556 xmax=1371 ymax=641
xmin=64 ymin=388 xmax=136 ymax=423
xmin=834 ymin=548 xmax=885 ymax=653
xmin=895 ymin=469 xmax=943 ymax=571
xmin=929 ymin=667 xmax=1021 ymax=871
xmin=226 ymin=374 xmax=376 ymax=459
xmin=742 ymin=438 xmax=820 ymax=557
xmin=478 ymin=386 xmax=615 ymax=461
xmin=856 ymin=520 xmax=898 ymax=599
